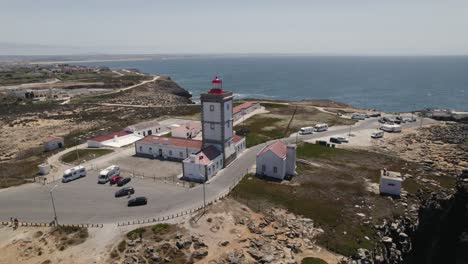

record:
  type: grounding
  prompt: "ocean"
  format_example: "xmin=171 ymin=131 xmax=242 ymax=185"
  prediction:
xmin=75 ymin=56 xmax=468 ymax=112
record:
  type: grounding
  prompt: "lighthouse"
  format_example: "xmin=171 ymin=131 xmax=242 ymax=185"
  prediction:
xmin=200 ymin=76 xmax=236 ymax=167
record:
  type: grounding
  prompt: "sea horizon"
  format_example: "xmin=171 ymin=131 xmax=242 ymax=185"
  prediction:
xmin=69 ymin=55 xmax=467 ymax=112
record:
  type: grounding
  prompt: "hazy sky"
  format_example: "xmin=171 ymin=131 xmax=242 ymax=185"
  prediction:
xmin=1 ymin=0 xmax=468 ymax=55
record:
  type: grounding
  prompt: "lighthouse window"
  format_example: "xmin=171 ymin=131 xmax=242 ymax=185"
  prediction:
xmin=210 ymin=123 xmax=215 ymax=130
xmin=227 ymin=104 xmax=230 ymax=110
xmin=210 ymin=105 xmax=214 ymax=111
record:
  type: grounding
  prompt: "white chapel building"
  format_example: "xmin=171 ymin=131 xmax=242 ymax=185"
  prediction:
xmin=256 ymin=140 xmax=296 ymax=180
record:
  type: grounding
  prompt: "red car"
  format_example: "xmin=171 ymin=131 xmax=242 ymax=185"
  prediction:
xmin=110 ymin=175 xmax=122 ymax=185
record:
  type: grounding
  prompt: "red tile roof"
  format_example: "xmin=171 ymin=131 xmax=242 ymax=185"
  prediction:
xmin=138 ymin=136 xmax=202 ymax=149
xmin=258 ymin=140 xmax=287 ymax=158
xmin=233 ymin=101 xmax=258 ymax=114
xmin=233 ymin=134 xmax=244 ymax=144
xmin=88 ymin=131 xmax=132 ymax=143
xmin=192 ymin=145 xmax=222 ymax=165
xmin=43 ymin=136 xmax=62 ymax=142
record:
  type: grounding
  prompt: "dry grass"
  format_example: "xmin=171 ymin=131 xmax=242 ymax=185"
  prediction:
xmin=235 ymin=102 xmax=356 ymax=147
xmin=232 ymin=142 xmax=424 ymax=256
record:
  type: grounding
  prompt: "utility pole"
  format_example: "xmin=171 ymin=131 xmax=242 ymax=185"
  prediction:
xmin=203 ymin=180 xmax=206 ymax=214
xmin=348 ymin=125 xmax=352 ymax=137
xmin=75 ymin=139 xmax=80 ymax=163
xmin=50 ymin=184 xmax=59 ymax=226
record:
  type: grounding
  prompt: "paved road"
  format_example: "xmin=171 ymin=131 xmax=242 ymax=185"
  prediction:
xmin=0 ymin=117 xmax=429 ymax=224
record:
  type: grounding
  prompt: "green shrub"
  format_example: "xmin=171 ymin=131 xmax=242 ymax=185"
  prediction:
xmin=151 ymin=223 xmax=170 ymax=234
xmin=117 ymin=240 xmax=126 ymax=252
xmin=126 ymin=227 xmax=146 ymax=239
xmin=302 ymin=257 xmax=328 ymax=264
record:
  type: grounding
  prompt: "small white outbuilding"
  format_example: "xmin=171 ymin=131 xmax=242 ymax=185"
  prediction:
xmin=43 ymin=136 xmax=64 ymax=151
xmin=256 ymin=140 xmax=296 ymax=180
xmin=379 ymin=170 xmax=403 ymax=196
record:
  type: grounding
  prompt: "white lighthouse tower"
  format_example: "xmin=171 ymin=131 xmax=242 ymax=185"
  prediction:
xmin=200 ymin=76 xmax=236 ymax=166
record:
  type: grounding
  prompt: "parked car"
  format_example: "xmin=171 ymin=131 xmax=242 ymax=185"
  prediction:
xmin=117 ymin=177 xmax=131 ymax=187
xmin=115 ymin=187 xmax=135 ymax=198
xmin=128 ymin=196 xmax=147 ymax=207
xmin=369 ymin=113 xmax=381 ymax=118
xmin=371 ymin=131 xmax=384 ymax=138
xmin=335 ymin=136 xmax=349 ymax=143
xmin=110 ymin=175 xmax=123 ymax=185
xmin=329 ymin=137 xmax=342 ymax=144
xmin=351 ymin=113 xmax=366 ymax=120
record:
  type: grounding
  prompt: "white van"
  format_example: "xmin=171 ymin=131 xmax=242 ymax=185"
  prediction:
xmin=98 ymin=165 xmax=120 ymax=184
xmin=351 ymin=113 xmax=367 ymax=120
xmin=314 ymin=123 xmax=329 ymax=132
xmin=62 ymin=165 xmax=86 ymax=183
xmin=299 ymin=127 xmax=314 ymax=135
xmin=371 ymin=131 xmax=384 ymax=138
xmin=380 ymin=124 xmax=402 ymax=133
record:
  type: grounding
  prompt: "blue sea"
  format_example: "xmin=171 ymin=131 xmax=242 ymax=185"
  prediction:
xmin=76 ymin=56 xmax=468 ymax=112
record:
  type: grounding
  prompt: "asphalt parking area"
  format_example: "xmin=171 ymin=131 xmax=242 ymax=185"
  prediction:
xmin=98 ymin=155 xmax=183 ymax=179
xmin=54 ymin=173 xmax=189 ymax=223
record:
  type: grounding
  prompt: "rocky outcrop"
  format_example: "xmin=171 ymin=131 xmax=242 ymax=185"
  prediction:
xmin=348 ymin=170 xmax=468 ymax=264
xmin=155 ymin=76 xmax=192 ymax=99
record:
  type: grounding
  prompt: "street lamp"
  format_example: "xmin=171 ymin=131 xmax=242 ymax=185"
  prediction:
xmin=50 ymin=184 xmax=59 ymax=226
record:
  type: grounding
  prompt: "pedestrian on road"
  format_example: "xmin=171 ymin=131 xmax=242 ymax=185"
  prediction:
xmin=128 ymin=192 xmax=132 ymax=199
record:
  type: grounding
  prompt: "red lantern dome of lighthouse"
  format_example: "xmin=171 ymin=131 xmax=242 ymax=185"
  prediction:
xmin=209 ymin=76 xmax=223 ymax=94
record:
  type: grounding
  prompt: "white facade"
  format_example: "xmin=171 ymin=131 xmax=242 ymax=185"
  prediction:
xmin=256 ymin=141 xmax=297 ymax=180
xmin=125 ymin=121 xmax=161 ymax=137
xmin=379 ymin=170 xmax=403 ymax=196
xmin=256 ymin=150 xmax=287 ymax=180
xmin=234 ymin=136 xmax=247 ymax=156
xmin=171 ymin=122 xmax=201 ymax=139
xmin=233 ymin=102 xmax=260 ymax=121
xmin=43 ymin=137 xmax=64 ymax=151
xmin=183 ymin=151 xmax=224 ymax=182
xmin=135 ymin=136 xmax=202 ymax=160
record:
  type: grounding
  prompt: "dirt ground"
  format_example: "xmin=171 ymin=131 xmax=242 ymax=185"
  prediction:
xmin=0 ymin=224 xmax=121 ymax=264
xmin=0 ymin=198 xmax=343 ymax=264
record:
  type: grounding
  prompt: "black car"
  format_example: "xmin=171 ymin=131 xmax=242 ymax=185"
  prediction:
xmin=117 ymin=177 xmax=131 ymax=187
xmin=329 ymin=137 xmax=342 ymax=144
xmin=128 ymin=196 xmax=147 ymax=207
xmin=115 ymin=187 xmax=135 ymax=198
xmin=369 ymin=113 xmax=381 ymax=118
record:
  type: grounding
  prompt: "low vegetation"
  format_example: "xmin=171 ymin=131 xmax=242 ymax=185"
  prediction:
xmin=152 ymin=223 xmax=170 ymax=234
xmin=60 ymin=148 xmax=114 ymax=164
xmin=235 ymin=102 xmax=355 ymax=147
xmin=52 ymin=226 xmax=89 ymax=251
xmin=302 ymin=257 xmax=329 ymax=264
xmin=232 ymin=142 xmax=424 ymax=256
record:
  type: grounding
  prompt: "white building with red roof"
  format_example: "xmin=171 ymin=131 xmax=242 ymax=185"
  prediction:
xmin=256 ymin=140 xmax=296 ymax=180
xmin=182 ymin=145 xmax=224 ymax=182
xmin=43 ymin=136 xmax=64 ymax=151
xmin=135 ymin=136 xmax=202 ymax=161
xmin=171 ymin=121 xmax=201 ymax=139
xmin=124 ymin=120 xmax=161 ymax=137
xmin=233 ymin=101 xmax=260 ymax=121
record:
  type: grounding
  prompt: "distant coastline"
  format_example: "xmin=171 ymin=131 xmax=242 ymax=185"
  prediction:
xmin=31 ymin=57 xmax=153 ymax=65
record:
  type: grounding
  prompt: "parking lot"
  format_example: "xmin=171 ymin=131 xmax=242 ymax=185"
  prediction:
xmin=96 ymin=154 xmax=182 ymax=180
